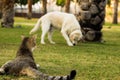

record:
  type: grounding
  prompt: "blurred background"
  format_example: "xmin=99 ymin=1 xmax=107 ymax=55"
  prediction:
xmin=0 ymin=0 xmax=119 ymax=42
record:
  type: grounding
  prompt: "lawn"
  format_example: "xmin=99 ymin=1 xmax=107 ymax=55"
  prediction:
xmin=0 ymin=17 xmax=120 ymax=80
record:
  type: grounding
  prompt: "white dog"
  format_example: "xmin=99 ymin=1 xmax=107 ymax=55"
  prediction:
xmin=30 ymin=11 xmax=83 ymax=46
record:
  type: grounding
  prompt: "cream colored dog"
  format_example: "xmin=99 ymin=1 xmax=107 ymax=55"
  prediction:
xmin=30 ymin=11 xmax=83 ymax=46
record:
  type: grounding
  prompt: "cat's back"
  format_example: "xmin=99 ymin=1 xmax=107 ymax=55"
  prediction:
xmin=15 ymin=56 xmax=37 ymax=69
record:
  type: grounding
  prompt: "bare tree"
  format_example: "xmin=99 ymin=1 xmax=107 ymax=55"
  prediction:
xmin=41 ymin=0 xmax=47 ymax=14
xmin=65 ymin=0 xmax=70 ymax=13
xmin=112 ymin=0 xmax=118 ymax=24
xmin=0 ymin=0 xmax=3 ymax=18
xmin=1 ymin=0 xmax=15 ymax=28
xmin=0 ymin=0 xmax=2 ymax=12
xmin=27 ymin=0 xmax=33 ymax=19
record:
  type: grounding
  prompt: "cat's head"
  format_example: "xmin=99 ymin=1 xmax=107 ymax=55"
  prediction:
xmin=21 ymin=35 xmax=37 ymax=52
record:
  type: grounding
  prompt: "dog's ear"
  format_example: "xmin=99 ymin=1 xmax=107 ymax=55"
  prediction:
xmin=69 ymin=34 xmax=74 ymax=41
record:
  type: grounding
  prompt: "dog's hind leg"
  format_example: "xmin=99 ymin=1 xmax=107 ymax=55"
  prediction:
xmin=48 ymin=27 xmax=55 ymax=44
xmin=41 ymin=22 xmax=50 ymax=44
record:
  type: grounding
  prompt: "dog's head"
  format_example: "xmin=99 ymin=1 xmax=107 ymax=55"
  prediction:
xmin=69 ymin=30 xmax=83 ymax=46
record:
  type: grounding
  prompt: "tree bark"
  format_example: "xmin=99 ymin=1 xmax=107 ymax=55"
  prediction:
xmin=112 ymin=0 xmax=118 ymax=24
xmin=65 ymin=0 xmax=70 ymax=13
xmin=27 ymin=0 xmax=33 ymax=19
xmin=77 ymin=0 xmax=106 ymax=42
xmin=0 ymin=0 xmax=2 ymax=11
xmin=0 ymin=0 xmax=3 ymax=18
xmin=1 ymin=0 xmax=15 ymax=28
xmin=41 ymin=0 xmax=47 ymax=14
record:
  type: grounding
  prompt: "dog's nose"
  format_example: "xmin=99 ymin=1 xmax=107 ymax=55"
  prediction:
xmin=73 ymin=43 xmax=76 ymax=46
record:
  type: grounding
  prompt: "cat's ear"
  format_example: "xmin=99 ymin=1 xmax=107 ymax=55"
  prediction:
xmin=32 ymin=34 xmax=37 ymax=40
xmin=21 ymin=35 xmax=25 ymax=40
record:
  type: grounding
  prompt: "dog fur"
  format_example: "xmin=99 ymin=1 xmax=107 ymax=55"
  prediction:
xmin=30 ymin=11 xmax=83 ymax=46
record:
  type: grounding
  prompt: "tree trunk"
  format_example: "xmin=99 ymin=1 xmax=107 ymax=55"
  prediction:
xmin=27 ymin=0 xmax=33 ymax=19
xmin=1 ymin=0 xmax=15 ymax=28
xmin=0 ymin=0 xmax=3 ymax=18
xmin=112 ymin=0 xmax=118 ymax=24
xmin=77 ymin=0 xmax=106 ymax=42
xmin=65 ymin=0 xmax=70 ymax=13
xmin=41 ymin=0 xmax=47 ymax=14
xmin=0 ymin=0 xmax=2 ymax=11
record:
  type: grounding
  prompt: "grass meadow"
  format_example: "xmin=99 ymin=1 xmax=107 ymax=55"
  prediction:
xmin=0 ymin=17 xmax=120 ymax=80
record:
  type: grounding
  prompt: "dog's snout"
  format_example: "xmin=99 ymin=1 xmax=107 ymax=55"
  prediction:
xmin=73 ymin=43 xmax=76 ymax=46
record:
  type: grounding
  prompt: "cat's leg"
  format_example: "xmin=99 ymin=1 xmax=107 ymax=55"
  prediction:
xmin=23 ymin=67 xmax=76 ymax=80
xmin=21 ymin=66 xmax=77 ymax=80
xmin=20 ymin=67 xmax=40 ymax=78
xmin=0 ymin=60 xmax=12 ymax=75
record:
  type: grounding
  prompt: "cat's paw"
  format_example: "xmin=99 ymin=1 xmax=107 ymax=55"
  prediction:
xmin=0 ymin=68 xmax=5 ymax=75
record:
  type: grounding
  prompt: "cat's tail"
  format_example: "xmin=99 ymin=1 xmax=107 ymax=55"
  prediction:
xmin=29 ymin=18 xmax=41 ymax=35
xmin=25 ymin=67 xmax=76 ymax=80
xmin=42 ymin=70 xmax=76 ymax=80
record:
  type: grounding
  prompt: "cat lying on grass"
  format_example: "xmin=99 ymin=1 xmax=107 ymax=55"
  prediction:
xmin=0 ymin=35 xmax=76 ymax=80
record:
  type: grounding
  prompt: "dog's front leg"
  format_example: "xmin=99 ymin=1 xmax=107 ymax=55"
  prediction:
xmin=61 ymin=30 xmax=73 ymax=46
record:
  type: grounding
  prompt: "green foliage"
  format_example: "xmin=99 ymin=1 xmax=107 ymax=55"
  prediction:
xmin=15 ymin=0 xmax=39 ymax=5
xmin=56 ymin=0 xmax=65 ymax=7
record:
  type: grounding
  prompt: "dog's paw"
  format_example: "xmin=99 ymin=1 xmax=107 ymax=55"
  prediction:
xmin=68 ymin=43 xmax=74 ymax=46
xmin=41 ymin=41 xmax=46 ymax=44
xmin=50 ymin=41 xmax=56 ymax=44
xmin=67 ymin=42 xmax=74 ymax=46
xmin=41 ymin=43 xmax=45 ymax=45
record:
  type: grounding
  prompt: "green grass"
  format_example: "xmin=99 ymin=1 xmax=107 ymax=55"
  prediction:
xmin=0 ymin=17 xmax=120 ymax=80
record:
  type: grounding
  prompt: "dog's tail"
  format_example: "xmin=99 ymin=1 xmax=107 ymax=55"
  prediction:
xmin=29 ymin=18 xmax=41 ymax=34
xmin=25 ymin=67 xmax=76 ymax=80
